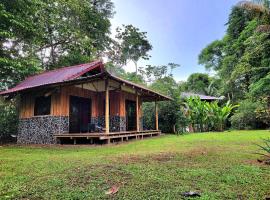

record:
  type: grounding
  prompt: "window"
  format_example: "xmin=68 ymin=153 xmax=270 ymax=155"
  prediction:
xmin=34 ymin=96 xmax=51 ymax=116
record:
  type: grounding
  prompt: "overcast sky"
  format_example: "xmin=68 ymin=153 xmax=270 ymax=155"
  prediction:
xmin=110 ymin=0 xmax=239 ymax=81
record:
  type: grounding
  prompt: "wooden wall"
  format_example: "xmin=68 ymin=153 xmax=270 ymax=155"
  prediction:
xmin=60 ymin=85 xmax=98 ymax=117
xmin=119 ymin=91 xmax=142 ymax=119
xmin=19 ymin=91 xmax=62 ymax=118
xmin=19 ymin=85 xmax=142 ymax=119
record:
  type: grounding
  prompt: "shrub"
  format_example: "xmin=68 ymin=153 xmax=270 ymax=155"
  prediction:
xmin=184 ymin=97 xmax=238 ymax=132
xmin=255 ymin=97 xmax=270 ymax=128
xmin=143 ymin=100 xmax=188 ymax=134
xmin=230 ymin=99 xmax=263 ymax=130
xmin=0 ymin=97 xmax=18 ymax=142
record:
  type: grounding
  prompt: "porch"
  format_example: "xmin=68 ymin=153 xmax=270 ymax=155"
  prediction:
xmin=57 ymin=74 xmax=162 ymax=144
xmin=54 ymin=130 xmax=161 ymax=144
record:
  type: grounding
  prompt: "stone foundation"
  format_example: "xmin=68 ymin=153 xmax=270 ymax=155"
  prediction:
xmin=119 ymin=117 xmax=126 ymax=132
xmin=18 ymin=115 xmax=140 ymax=144
xmin=18 ymin=116 xmax=69 ymax=144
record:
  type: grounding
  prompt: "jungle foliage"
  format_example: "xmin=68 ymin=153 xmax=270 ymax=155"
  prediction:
xmin=199 ymin=0 xmax=270 ymax=129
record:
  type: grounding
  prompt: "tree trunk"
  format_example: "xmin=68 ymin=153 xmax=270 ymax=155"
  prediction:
xmin=134 ymin=61 xmax=138 ymax=74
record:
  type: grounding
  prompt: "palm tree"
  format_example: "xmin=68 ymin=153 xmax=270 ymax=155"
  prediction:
xmin=238 ymin=0 xmax=270 ymax=32
xmin=238 ymin=0 xmax=269 ymax=11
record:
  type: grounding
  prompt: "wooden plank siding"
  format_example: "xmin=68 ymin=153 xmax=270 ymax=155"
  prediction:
xmin=60 ymin=85 xmax=98 ymax=117
xmin=19 ymin=85 xmax=143 ymax=125
xmin=119 ymin=91 xmax=142 ymax=119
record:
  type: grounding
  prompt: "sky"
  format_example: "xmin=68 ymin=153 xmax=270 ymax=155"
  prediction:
xmin=110 ymin=0 xmax=240 ymax=81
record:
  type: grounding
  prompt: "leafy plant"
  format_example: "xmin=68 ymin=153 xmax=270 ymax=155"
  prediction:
xmin=231 ymin=99 xmax=267 ymax=129
xmin=256 ymin=138 xmax=270 ymax=164
xmin=184 ymin=97 xmax=238 ymax=132
xmin=0 ymin=97 xmax=18 ymax=142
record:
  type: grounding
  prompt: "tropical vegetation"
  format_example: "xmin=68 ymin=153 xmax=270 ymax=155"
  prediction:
xmin=199 ymin=0 xmax=270 ymax=130
xmin=256 ymin=137 xmax=270 ymax=164
xmin=184 ymin=97 xmax=238 ymax=132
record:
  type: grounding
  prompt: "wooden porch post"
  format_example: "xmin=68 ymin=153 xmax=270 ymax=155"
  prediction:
xmin=136 ymin=91 xmax=140 ymax=132
xmin=155 ymin=100 xmax=159 ymax=131
xmin=105 ymin=79 xmax=110 ymax=134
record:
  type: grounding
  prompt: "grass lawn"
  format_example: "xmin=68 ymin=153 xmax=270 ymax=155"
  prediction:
xmin=0 ymin=130 xmax=270 ymax=200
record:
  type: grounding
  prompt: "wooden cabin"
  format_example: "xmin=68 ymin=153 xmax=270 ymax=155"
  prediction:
xmin=0 ymin=61 xmax=171 ymax=144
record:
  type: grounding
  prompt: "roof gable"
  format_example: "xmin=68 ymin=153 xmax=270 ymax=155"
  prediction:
xmin=0 ymin=61 xmax=171 ymax=101
xmin=0 ymin=61 xmax=103 ymax=95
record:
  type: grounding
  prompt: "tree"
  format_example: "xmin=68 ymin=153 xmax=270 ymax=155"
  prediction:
xmin=185 ymin=73 xmax=211 ymax=94
xmin=0 ymin=0 xmax=42 ymax=90
xmin=142 ymin=63 xmax=180 ymax=83
xmin=146 ymin=77 xmax=186 ymax=133
xmin=0 ymin=0 xmax=115 ymax=90
xmin=34 ymin=0 xmax=114 ymax=70
xmin=135 ymin=63 xmax=185 ymax=133
xmin=0 ymin=97 xmax=18 ymax=141
xmin=111 ymin=24 xmax=152 ymax=74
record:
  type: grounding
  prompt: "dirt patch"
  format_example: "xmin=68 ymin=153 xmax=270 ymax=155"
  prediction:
xmin=66 ymin=164 xmax=133 ymax=188
xmin=245 ymin=157 xmax=270 ymax=166
xmin=116 ymin=154 xmax=145 ymax=164
xmin=114 ymin=147 xmax=217 ymax=165
xmin=150 ymin=152 xmax=177 ymax=162
xmin=244 ymin=159 xmax=265 ymax=166
xmin=114 ymin=152 xmax=177 ymax=165
xmin=182 ymin=147 xmax=209 ymax=158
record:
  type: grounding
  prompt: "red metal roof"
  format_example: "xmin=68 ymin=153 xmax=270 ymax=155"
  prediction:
xmin=0 ymin=60 xmax=171 ymax=101
xmin=0 ymin=61 xmax=103 ymax=95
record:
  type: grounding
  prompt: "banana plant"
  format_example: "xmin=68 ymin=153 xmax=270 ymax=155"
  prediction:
xmin=184 ymin=97 xmax=238 ymax=132
xmin=215 ymin=101 xmax=239 ymax=131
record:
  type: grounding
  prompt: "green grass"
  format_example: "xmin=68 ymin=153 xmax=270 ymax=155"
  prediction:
xmin=0 ymin=130 xmax=270 ymax=199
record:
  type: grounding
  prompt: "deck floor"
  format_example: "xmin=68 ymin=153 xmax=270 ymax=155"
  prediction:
xmin=54 ymin=130 xmax=161 ymax=144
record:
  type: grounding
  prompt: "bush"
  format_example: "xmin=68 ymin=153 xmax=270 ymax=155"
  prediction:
xmin=142 ymin=102 xmax=155 ymax=130
xmin=230 ymin=99 xmax=263 ymax=130
xmin=143 ymin=100 xmax=188 ymax=134
xmin=184 ymin=97 xmax=238 ymax=132
xmin=0 ymin=98 xmax=18 ymax=143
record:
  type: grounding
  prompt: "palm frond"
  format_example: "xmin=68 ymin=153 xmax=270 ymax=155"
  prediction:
xmin=237 ymin=1 xmax=269 ymax=14
xmin=256 ymin=25 xmax=270 ymax=32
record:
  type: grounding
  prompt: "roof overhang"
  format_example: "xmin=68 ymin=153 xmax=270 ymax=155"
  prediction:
xmin=0 ymin=71 xmax=172 ymax=102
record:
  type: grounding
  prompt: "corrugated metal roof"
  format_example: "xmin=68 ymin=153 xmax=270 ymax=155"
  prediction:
xmin=181 ymin=92 xmax=223 ymax=100
xmin=0 ymin=61 xmax=103 ymax=95
xmin=0 ymin=61 xmax=172 ymax=101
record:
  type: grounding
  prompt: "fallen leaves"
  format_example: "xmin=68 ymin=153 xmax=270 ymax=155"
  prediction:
xmin=105 ymin=185 xmax=119 ymax=195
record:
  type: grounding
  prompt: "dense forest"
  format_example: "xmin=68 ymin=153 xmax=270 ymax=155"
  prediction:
xmin=199 ymin=0 xmax=270 ymax=130
xmin=0 ymin=0 xmax=269 ymax=138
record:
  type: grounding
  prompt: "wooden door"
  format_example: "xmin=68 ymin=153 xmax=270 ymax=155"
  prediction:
xmin=69 ymin=96 xmax=91 ymax=133
xmin=125 ymin=100 xmax=136 ymax=131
